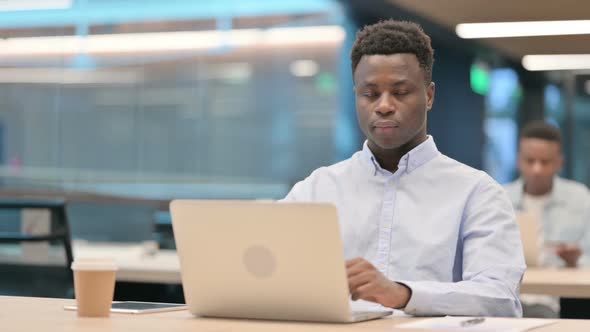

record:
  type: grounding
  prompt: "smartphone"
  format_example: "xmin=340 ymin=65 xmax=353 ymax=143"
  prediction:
xmin=64 ymin=301 xmax=187 ymax=314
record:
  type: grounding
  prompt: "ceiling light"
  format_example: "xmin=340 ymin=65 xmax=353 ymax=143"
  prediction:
xmin=0 ymin=68 xmax=141 ymax=84
xmin=456 ymin=20 xmax=590 ymax=39
xmin=264 ymin=26 xmax=344 ymax=46
xmin=522 ymin=54 xmax=590 ymax=71
xmin=0 ymin=0 xmax=72 ymax=11
xmin=289 ymin=59 xmax=319 ymax=77
xmin=0 ymin=26 xmax=345 ymax=57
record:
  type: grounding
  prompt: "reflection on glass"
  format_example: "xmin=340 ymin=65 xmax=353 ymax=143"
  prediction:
xmin=0 ymin=3 xmax=350 ymax=200
xmin=482 ymin=68 xmax=520 ymax=183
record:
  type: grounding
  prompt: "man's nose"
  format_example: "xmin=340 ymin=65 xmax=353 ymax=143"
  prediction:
xmin=531 ymin=162 xmax=544 ymax=174
xmin=375 ymin=93 xmax=395 ymax=114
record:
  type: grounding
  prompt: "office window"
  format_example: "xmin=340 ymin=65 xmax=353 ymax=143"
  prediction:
xmin=0 ymin=3 xmax=349 ymax=200
xmin=482 ymin=68 xmax=521 ymax=183
xmin=546 ymin=78 xmax=590 ymax=185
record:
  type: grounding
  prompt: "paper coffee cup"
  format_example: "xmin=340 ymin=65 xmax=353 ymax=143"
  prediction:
xmin=71 ymin=258 xmax=118 ymax=317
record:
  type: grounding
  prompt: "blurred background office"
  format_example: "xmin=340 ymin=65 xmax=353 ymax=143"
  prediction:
xmin=0 ymin=0 xmax=588 ymax=204
xmin=0 ymin=0 xmax=589 ymax=304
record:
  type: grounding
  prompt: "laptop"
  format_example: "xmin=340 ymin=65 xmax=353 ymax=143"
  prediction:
xmin=170 ymin=199 xmax=392 ymax=323
xmin=516 ymin=212 xmax=541 ymax=267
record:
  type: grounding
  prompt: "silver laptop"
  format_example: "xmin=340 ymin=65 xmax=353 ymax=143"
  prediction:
xmin=516 ymin=212 xmax=542 ymax=267
xmin=170 ymin=200 xmax=392 ymax=323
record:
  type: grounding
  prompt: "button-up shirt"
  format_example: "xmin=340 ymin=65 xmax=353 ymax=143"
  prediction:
xmin=504 ymin=177 xmax=590 ymax=313
xmin=504 ymin=177 xmax=590 ymax=268
xmin=283 ymin=136 xmax=525 ymax=317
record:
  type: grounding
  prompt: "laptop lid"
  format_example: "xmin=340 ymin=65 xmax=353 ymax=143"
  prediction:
xmin=516 ymin=212 xmax=541 ymax=267
xmin=170 ymin=200 xmax=357 ymax=322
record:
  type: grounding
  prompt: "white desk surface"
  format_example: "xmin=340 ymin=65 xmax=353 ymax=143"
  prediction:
xmin=3 ymin=242 xmax=590 ymax=298
xmin=3 ymin=295 xmax=589 ymax=332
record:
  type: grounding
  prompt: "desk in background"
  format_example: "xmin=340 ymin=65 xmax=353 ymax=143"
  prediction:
xmin=4 ymin=242 xmax=590 ymax=297
xmin=0 ymin=241 xmax=182 ymax=302
xmin=78 ymin=244 xmax=590 ymax=296
xmin=83 ymin=246 xmax=590 ymax=298
xmin=521 ymin=268 xmax=590 ymax=298
xmin=73 ymin=242 xmax=181 ymax=284
xmin=0 ymin=241 xmax=180 ymax=284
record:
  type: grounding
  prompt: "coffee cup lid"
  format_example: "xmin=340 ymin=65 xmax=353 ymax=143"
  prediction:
xmin=71 ymin=258 xmax=118 ymax=271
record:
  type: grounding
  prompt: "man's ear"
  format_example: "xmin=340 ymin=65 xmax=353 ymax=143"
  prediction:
xmin=426 ymin=82 xmax=435 ymax=111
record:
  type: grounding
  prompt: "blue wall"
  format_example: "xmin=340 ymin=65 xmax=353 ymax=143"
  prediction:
xmin=428 ymin=42 xmax=485 ymax=169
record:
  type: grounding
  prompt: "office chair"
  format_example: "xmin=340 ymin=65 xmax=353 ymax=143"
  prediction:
xmin=0 ymin=198 xmax=74 ymax=298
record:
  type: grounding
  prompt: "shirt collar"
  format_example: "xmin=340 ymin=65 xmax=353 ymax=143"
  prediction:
xmin=361 ymin=136 xmax=440 ymax=176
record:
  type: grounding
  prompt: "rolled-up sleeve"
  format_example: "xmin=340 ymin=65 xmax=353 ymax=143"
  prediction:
xmin=397 ymin=176 xmax=526 ymax=317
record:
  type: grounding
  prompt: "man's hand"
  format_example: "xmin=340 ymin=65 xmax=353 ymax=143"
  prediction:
xmin=346 ymin=257 xmax=411 ymax=309
xmin=555 ymin=244 xmax=582 ymax=267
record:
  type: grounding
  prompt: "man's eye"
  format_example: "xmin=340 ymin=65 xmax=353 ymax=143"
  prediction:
xmin=395 ymin=91 xmax=409 ymax=96
xmin=363 ymin=91 xmax=377 ymax=97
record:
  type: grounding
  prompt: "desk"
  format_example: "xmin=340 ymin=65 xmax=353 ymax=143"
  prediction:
xmin=3 ymin=243 xmax=590 ymax=297
xmin=72 ymin=242 xmax=180 ymax=284
xmin=109 ymin=253 xmax=590 ymax=298
xmin=0 ymin=241 xmax=181 ymax=284
xmin=80 ymin=246 xmax=590 ymax=296
xmin=3 ymin=295 xmax=590 ymax=332
xmin=84 ymin=247 xmax=590 ymax=296
xmin=521 ymin=268 xmax=590 ymax=298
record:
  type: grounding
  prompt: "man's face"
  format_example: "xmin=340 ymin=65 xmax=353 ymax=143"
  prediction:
xmin=353 ymin=54 xmax=435 ymax=151
xmin=518 ymin=138 xmax=563 ymax=194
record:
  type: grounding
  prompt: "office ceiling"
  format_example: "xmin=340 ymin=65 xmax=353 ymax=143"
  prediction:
xmin=388 ymin=0 xmax=590 ymax=60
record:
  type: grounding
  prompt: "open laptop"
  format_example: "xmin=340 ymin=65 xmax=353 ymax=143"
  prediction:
xmin=170 ymin=199 xmax=392 ymax=323
xmin=516 ymin=212 xmax=541 ymax=267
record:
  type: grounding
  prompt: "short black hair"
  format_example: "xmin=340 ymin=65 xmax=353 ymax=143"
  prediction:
xmin=350 ymin=19 xmax=434 ymax=83
xmin=520 ymin=121 xmax=562 ymax=145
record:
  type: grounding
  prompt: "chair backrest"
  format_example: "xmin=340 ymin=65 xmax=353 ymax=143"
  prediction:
xmin=0 ymin=198 xmax=74 ymax=298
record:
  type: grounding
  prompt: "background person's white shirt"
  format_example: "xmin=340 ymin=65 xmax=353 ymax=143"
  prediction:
xmin=505 ymin=177 xmax=590 ymax=267
xmin=522 ymin=193 xmax=551 ymax=218
xmin=283 ymin=136 xmax=525 ymax=317
xmin=505 ymin=177 xmax=590 ymax=316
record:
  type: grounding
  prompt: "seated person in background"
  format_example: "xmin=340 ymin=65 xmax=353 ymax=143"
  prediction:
xmin=282 ymin=19 xmax=525 ymax=317
xmin=504 ymin=121 xmax=590 ymax=318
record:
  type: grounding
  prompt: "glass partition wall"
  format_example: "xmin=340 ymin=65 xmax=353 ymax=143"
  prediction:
xmin=0 ymin=1 xmax=349 ymax=200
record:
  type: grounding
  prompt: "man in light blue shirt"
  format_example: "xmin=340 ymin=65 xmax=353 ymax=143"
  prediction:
xmin=504 ymin=121 xmax=590 ymax=317
xmin=282 ymin=20 xmax=525 ymax=317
